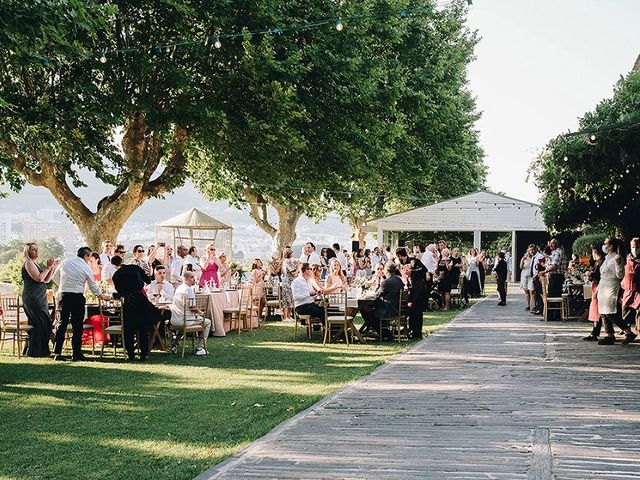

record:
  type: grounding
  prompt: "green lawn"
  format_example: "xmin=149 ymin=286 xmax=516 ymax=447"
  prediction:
xmin=0 ymin=305 xmax=470 ymax=480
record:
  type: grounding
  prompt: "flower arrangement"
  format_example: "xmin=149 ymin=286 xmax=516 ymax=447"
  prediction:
xmin=230 ymin=261 xmax=246 ymax=282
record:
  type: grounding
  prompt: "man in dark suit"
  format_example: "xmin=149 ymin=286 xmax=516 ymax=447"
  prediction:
xmin=494 ymin=251 xmax=508 ymax=306
xmin=360 ymin=262 xmax=405 ymax=338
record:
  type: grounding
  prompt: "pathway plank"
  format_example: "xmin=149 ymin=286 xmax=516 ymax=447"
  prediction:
xmin=197 ymin=294 xmax=640 ymax=479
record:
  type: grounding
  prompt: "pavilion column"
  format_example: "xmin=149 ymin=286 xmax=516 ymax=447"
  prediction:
xmin=473 ymin=230 xmax=481 ymax=250
xmin=511 ymin=230 xmax=517 ymax=283
xmin=377 ymin=224 xmax=384 ymax=248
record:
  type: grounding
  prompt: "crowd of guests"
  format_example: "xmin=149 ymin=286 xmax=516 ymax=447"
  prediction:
xmin=18 ymin=240 xmax=224 ymax=361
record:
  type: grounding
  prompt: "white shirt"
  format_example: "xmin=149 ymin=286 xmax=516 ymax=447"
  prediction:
xmin=335 ymin=250 xmax=348 ymax=270
xmin=171 ymin=256 xmax=185 ymax=282
xmin=147 ymin=280 xmax=175 ymax=301
xmin=58 ymin=256 xmax=101 ymax=295
xmin=99 ymin=253 xmax=111 ymax=266
xmin=371 ymin=254 xmax=381 ymax=267
xmin=184 ymin=254 xmax=202 ymax=273
xmin=101 ymin=262 xmax=117 ymax=283
xmin=423 ymin=252 xmax=437 ymax=274
xmin=170 ymin=283 xmax=196 ymax=323
xmin=299 ymin=251 xmax=321 ymax=266
xmin=291 ymin=275 xmax=316 ymax=307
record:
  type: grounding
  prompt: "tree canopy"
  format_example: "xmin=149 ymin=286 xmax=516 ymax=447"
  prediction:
xmin=530 ymin=69 xmax=640 ymax=240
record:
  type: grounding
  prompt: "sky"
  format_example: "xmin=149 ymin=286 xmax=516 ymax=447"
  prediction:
xmin=2 ymin=0 xmax=639 ymax=246
xmin=466 ymin=0 xmax=640 ymax=203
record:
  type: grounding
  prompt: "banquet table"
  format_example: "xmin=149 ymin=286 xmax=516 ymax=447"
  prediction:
xmin=202 ymin=289 xmax=249 ymax=337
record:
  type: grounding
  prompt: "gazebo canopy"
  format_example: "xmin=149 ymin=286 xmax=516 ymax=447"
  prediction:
xmin=155 ymin=208 xmax=233 ymax=255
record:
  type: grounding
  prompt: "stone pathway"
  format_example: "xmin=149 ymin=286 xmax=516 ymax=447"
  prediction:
xmin=197 ymin=293 xmax=640 ymax=479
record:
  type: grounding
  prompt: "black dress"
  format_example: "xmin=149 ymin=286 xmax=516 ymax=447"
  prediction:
xmin=21 ymin=263 xmax=52 ymax=357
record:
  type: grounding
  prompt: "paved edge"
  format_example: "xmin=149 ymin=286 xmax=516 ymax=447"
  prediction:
xmin=194 ymin=297 xmax=488 ymax=480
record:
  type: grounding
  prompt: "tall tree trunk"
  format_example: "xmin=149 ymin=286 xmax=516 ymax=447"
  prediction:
xmin=348 ymin=215 xmax=368 ymax=249
xmin=8 ymin=112 xmax=188 ymax=250
xmin=245 ymin=191 xmax=302 ymax=253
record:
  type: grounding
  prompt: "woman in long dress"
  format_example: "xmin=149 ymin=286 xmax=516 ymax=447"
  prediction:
xmin=583 ymin=244 xmax=603 ymax=341
xmin=465 ymin=248 xmax=483 ymax=299
xmin=597 ymin=238 xmax=635 ymax=345
xmin=280 ymin=248 xmax=297 ymax=321
xmin=21 ymin=243 xmax=59 ymax=357
xmin=199 ymin=244 xmax=220 ymax=288
xmin=519 ymin=247 xmax=533 ymax=310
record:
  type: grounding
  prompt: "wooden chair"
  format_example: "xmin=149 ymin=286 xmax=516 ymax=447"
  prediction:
xmin=540 ymin=276 xmax=565 ymax=322
xmin=264 ymin=285 xmax=281 ymax=321
xmin=250 ymin=284 xmax=266 ymax=330
xmin=223 ymin=286 xmax=252 ymax=333
xmin=99 ymin=298 xmax=125 ymax=358
xmin=169 ymin=294 xmax=209 ymax=358
xmin=294 ymin=306 xmax=324 ymax=340
xmin=323 ymin=292 xmax=353 ymax=345
xmin=379 ymin=290 xmax=410 ymax=342
xmin=0 ymin=294 xmax=32 ymax=357
xmin=450 ymin=274 xmax=464 ymax=308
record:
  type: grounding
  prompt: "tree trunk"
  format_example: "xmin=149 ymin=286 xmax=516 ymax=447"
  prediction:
xmin=245 ymin=191 xmax=302 ymax=253
xmin=349 ymin=215 xmax=368 ymax=249
xmin=8 ymin=112 xmax=188 ymax=251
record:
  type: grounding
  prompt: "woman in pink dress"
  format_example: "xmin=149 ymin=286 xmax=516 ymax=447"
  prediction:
xmin=583 ymin=244 xmax=603 ymax=341
xmin=199 ymin=244 xmax=220 ymax=288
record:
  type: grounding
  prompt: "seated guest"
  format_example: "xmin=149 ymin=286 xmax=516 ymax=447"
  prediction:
xmin=366 ymin=262 xmax=386 ymax=290
xmin=148 ymin=265 xmax=175 ymax=302
xmin=311 ymin=264 xmax=325 ymax=294
xmin=359 ymin=262 xmax=405 ymax=336
xmin=291 ymin=263 xmax=325 ymax=320
xmin=395 ymin=247 xmax=410 ymax=266
xmin=324 ymin=258 xmax=348 ymax=294
xmin=170 ymin=271 xmax=211 ymax=355
xmin=112 ymin=257 xmax=160 ymax=361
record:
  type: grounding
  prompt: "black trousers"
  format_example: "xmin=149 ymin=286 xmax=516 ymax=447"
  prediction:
xmin=603 ymin=310 xmax=629 ymax=335
xmin=295 ymin=302 xmax=325 ymax=319
xmin=547 ymin=273 xmax=565 ymax=320
xmin=408 ymin=308 xmax=423 ymax=338
xmin=122 ymin=292 xmax=156 ymax=359
xmin=497 ymin=277 xmax=507 ymax=303
xmin=54 ymin=292 xmax=86 ymax=357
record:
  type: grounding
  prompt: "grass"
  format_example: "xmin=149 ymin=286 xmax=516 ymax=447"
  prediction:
xmin=0 ymin=303 xmax=474 ymax=480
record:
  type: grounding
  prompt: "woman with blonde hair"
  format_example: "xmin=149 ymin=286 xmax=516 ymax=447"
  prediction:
xmin=21 ymin=242 xmax=59 ymax=356
xmin=280 ymin=247 xmax=297 ymax=321
xmin=325 ymin=258 xmax=348 ymax=294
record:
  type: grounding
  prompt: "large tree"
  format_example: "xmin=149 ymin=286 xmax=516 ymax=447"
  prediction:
xmin=530 ymin=66 xmax=640 ymax=240
xmin=0 ymin=1 xmax=221 ymax=249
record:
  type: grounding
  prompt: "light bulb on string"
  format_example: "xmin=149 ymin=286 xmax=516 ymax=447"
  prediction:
xmin=99 ymin=54 xmax=107 ymax=64
xmin=335 ymin=18 xmax=344 ymax=31
xmin=590 ymin=134 xmax=596 ymax=141
xmin=214 ymin=36 xmax=222 ymax=49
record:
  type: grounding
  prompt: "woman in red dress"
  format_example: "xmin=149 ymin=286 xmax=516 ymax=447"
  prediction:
xmin=583 ymin=244 xmax=604 ymax=341
xmin=621 ymin=237 xmax=640 ymax=341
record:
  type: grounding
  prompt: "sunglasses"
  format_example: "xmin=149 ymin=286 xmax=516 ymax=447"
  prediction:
xmin=115 ymin=250 xmax=125 ymax=254
xmin=136 ymin=249 xmax=144 ymax=253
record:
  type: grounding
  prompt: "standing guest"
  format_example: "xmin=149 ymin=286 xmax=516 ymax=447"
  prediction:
xmin=408 ymin=258 xmax=428 ymax=339
xmin=519 ymin=247 xmax=534 ymax=310
xmin=53 ymin=247 xmax=106 ymax=361
xmin=504 ymin=250 xmax=513 ymax=283
xmin=543 ymin=238 xmax=567 ymax=298
xmin=112 ymin=257 xmax=159 ymax=361
xmin=437 ymin=248 xmax=452 ymax=310
xmin=21 ymin=243 xmax=59 ymax=357
xmin=170 ymin=271 xmax=211 ymax=356
xmin=354 ymin=249 xmax=367 ymax=277
xmin=291 ymin=263 xmax=325 ymax=319
xmin=528 ymin=245 xmax=545 ymax=314
xmin=423 ymin=244 xmax=438 ymax=295
xmin=147 ymin=265 xmax=174 ymax=347
xmin=621 ymin=237 xmax=640 ymax=343
xmin=400 ymin=263 xmax=412 ymax=288
xmin=493 ymin=251 xmax=508 ymax=306
xmin=412 ymin=244 xmax=424 ymax=261
xmin=102 ymin=244 xmax=125 ymax=288
xmin=448 ymin=248 xmax=464 ymax=296
xmin=478 ymin=249 xmax=488 ymax=292
xmin=200 ymin=244 xmax=220 ymax=288
xmin=280 ymin=247 xmax=298 ymax=321
xmin=171 ymin=245 xmax=187 ymax=289
xmin=184 ymin=246 xmax=202 ymax=279
xmin=363 ymin=249 xmax=373 ymax=276
xmin=597 ymin=238 xmax=633 ymax=345
xmin=583 ymin=244 xmax=604 ymax=341
xmin=131 ymin=244 xmax=154 ymax=277
xmin=465 ymin=248 xmax=483 ymax=299
xmin=89 ymin=252 xmax=102 ymax=281
xmin=216 ymin=252 xmax=233 ymax=286
xmin=371 ymin=247 xmax=382 ymax=269
xmin=380 ymin=246 xmax=390 ymax=265
xmin=299 ymin=242 xmax=322 ymax=266
xmin=344 ymin=251 xmax=353 ymax=278
xmin=319 ymin=248 xmax=329 ymax=280
xmin=395 ymin=247 xmax=410 ymax=266
xmin=251 ymin=259 xmax=267 ymax=318
xmin=333 ymin=243 xmax=348 ymax=275
xmin=324 ymin=258 xmax=348 ymax=294
xmin=98 ymin=240 xmax=113 ymax=266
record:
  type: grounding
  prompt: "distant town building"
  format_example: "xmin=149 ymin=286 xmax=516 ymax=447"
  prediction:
xmin=22 ymin=219 xmax=82 ymax=253
xmin=0 ymin=214 xmax=12 ymax=244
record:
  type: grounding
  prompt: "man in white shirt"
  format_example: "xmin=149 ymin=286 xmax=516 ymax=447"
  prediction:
xmin=299 ymin=242 xmax=322 ymax=266
xmin=99 ymin=240 xmax=113 ymax=266
xmin=291 ymin=263 xmax=325 ymax=319
xmin=423 ymin=244 xmax=438 ymax=275
xmin=101 ymin=244 xmax=125 ymax=287
xmin=170 ymin=271 xmax=211 ymax=355
xmin=53 ymin=246 xmax=107 ymax=361
xmin=171 ymin=245 xmax=187 ymax=289
xmin=147 ymin=265 xmax=175 ymax=302
xmin=370 ymin=247 xmax=381 ymax=268
xmin=333 ymin=243 xmax=347 ymax=274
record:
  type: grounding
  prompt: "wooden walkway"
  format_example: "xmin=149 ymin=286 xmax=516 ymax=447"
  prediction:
xmin=197 ymin=294 xmax=640 ymax=479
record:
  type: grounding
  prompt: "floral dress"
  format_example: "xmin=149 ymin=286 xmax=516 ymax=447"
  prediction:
xmin=281 ymin=258 xmax=297 ymax=309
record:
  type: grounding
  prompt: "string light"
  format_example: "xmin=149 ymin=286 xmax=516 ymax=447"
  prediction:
xmin=335 ymin=18 xmax=344 ymax=31
xmin=213 ymin=36 xmax=222 ymax=49
xmin=99 ymin=54 xmax=107 ymax=64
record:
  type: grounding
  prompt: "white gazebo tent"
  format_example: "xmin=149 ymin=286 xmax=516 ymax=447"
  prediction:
xmin=155 ymin=208 xmax=233 ymax=255
xmin=364 ymin=191 xmax=548 ymax=281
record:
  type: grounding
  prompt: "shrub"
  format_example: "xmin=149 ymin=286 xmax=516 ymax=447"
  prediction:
xmin=571 ymin=233 xmax=607 ymax=257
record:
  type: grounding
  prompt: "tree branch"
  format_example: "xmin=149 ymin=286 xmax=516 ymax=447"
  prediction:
xmin=246 ymin=189 xmax=277 ymax=237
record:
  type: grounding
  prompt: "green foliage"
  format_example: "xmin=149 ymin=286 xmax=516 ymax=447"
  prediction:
xmin=530 ymin=70 xmax=640 ymax=239
xmin=0 ymin=237 xmax=64 ymax=289
xmin=571 ymin=233 xmax=608 ymax=257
